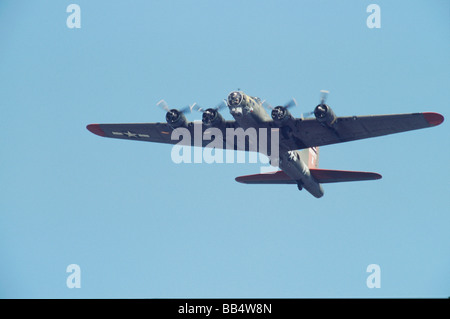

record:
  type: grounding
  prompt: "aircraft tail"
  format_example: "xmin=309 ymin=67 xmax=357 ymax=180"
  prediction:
xmin=235 ymin=169 xmax=381 ymax=184
xmin=236 ymin=146 xmax=381 ymax=186
xmin=299 ymin=147 xmax=319 ymax=168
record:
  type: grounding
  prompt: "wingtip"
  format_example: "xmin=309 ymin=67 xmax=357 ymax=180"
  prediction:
xmin=423 ymin=112 xmax=444 ymax=127
xmin=235 ymin=176 xmax=247 ymax=183
xmin=86 ymin=124 xmax=105 ymax=137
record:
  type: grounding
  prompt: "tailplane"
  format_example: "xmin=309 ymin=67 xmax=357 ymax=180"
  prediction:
xmin=235 ymin=169 xmax=381 ymax=184
xmin=236 ymin=147 xmax=381 ymax=197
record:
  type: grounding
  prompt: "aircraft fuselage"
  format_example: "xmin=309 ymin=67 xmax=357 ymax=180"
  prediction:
xmin=227 ymin=91 xmax=271 ymax=129
xmin=226 ymin=91 xmax=324 ymax=198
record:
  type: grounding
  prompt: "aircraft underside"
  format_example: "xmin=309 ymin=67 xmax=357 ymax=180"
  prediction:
xmin=87 ymin=90 xmax=444 ymax=198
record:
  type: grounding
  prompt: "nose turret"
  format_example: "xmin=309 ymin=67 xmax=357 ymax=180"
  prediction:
xmin=227 ymin=91 xmax=243 ymax=107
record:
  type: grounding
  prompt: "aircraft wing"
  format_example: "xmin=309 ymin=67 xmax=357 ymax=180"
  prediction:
xmin=87 ymin=112 xmax=443 ymax=151
xmin=278 ymin=112 xmax=444 ymax=150
xmin=86 ymin=121 xmax=253 ymax=151
xmin=88 ymin=122 xmax=187 ymax=145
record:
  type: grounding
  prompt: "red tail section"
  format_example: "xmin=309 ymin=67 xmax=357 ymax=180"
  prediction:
xmin=308 ymin=147 xmax=319 ymax=168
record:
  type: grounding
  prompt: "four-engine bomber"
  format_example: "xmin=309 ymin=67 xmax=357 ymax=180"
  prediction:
xmin=87 ymin=90 xmax=444 ymax=198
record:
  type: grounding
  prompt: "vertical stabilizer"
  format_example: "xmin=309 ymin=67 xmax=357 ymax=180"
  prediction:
xmin=308 ymin=147 xmax=319 ymax=168
xmin=299 ymin=147 xmax=319 ymax=168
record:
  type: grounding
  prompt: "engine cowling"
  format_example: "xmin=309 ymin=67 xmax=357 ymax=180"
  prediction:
xmin=314 ymin=104 xmax=337 ymax=127
xmin=202 ymin=108 xmax=225 ymax=127
xmin=271 ymin=106 xmax=293 ymax=126
xmin=166 ymin=109 xmax=188 ymax=129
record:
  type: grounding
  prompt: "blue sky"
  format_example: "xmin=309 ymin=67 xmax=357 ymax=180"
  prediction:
xmin=0 ymin=0 xmax=449 ymax=298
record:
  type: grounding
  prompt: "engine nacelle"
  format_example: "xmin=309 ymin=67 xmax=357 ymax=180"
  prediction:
xmin=271 ymin=106 xmax=294 ymax=126
xmin=314 ymin=104 xmax=337 ymax=127
xmin=166 ymin=109 xmax=188 ymax=129
xmin=202 ymin=108 xmax=225 ymax=127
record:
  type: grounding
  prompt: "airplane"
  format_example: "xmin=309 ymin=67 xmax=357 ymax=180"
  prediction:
xmin=86 ymin=90 xmax=444 ymax=198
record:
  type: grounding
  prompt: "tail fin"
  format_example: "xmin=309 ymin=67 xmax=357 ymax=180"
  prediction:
xmin=299 ymin=147 xmax=319 ymax=169
xmin=309 ymin=147 xmax=319 ymax=168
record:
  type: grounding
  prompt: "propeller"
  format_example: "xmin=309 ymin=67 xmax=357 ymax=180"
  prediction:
xmin=300 ymin=110 xmax=314 ymax=119
xmin=299 ymin=90 xmax=330 ymax=119
xmin=319 ymin=90 xmax=329 ymax=105
xmin=194 ymin=100 xmax=227 ymax=113
xmin=157 ymin=99 xmax=195 ymax=125
xmin=156 ymin=99 xmax=195 ymax=114
xmin=264 ymin=97 xmax=315 ymax=120
xmin=193 ymin=100 xmax=227 ymax=125
xmin=263 ymin=98 xmax=296 ymax=111
xmin=156 ymin=99 xmax=170 ymax=112
xmin=314 ymin=90 xmax=330 ymax=119
xmin=284 ymin=98 xmax=297 ymax=109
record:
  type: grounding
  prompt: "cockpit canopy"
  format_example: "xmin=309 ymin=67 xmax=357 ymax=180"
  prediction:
xmin=227 ymin=91 xmax=243 ymax=107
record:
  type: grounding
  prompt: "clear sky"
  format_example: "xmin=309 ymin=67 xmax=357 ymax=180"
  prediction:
xmin=0 ymin=0 xmax=449 ymax=298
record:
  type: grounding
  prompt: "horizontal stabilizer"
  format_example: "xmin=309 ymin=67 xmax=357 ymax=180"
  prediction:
xmin=310 ymin=168 xmax=382 ymax=183
xmin=235 ymin=169 xmax=382 ymax=184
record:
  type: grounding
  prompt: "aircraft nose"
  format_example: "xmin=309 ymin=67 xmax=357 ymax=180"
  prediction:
xmin=230 ymin=107 xmax=243 ymax=117
xmin=227 ymin=91 xmax=243 ymax=107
